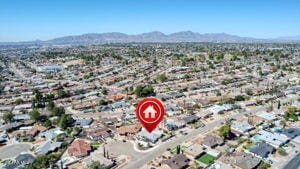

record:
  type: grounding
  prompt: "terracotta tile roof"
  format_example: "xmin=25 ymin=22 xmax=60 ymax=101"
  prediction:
xmin=116 ymin=124 xmax=142 ymax=135
xmin=74 ymin=102 xmax=97 ymax=110
xmin=68 ymin=139 xmax=91 ymax=157
xmin=107 ymin=93 xmax=125 ymax=101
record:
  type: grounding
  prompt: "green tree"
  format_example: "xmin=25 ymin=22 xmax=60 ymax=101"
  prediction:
xmin=32 ymin=155 xmax=50 ymax=168
xmin=31 ymin=68 xmax=37 ymax=73
xmin=280 ymin=120 xmax=286 ymax=128
xmin=176 ymin=145 xmax=181 ymax=154
xmin=2 ymin=112 xmax=13 ymax=123
xmin=47 ymin=101 xmax=55 ymax=110
xmin=218 ymin=124 xmax=231 ymax=138
xmin=277 ymin=101 xmax=281 ymax=109
xmin=43 ymin=119 xmax=52 ymax=128
xmin=277 ymin=147 xmax=288 ymax=156
xmin=141 ymin=85 xmax=155 ymax=97
xmin=51 ymin=106 xmax=65 ymax=116
xmin=183 ymin=74 xmax=190 ymax=80
xmin=246 ymin=89 xmax=254 ymax=96
xmin=257 ymin=161 xmax=271 ymax=169
xmin=56 ymin=89 xmax=69 ymax=98
xmin=101 ymin=88 xmax=108 ymax=95
xmin=284 ymin=107 xmax=298 ymax=121
xmin=58 ymin=114 xmax=73 ymax=129
xmin=32 ymin=89 xmax=45 ymax=108
xmin=134 ymin=85 xmax=143 ymax=97
xmin=29 ymin=109 xmax=41 ymax=122
xmin=15 ymin=98 xmax=24 ymax=105
xmin=89 ymin=161 xmax=106 ymax=169
xmin=99 ymin=99 xmax=108 ymax=106
xmin=234 ymin=95 xmax=245 ymax=101
xmin=157 ymin=73 xmax=167 ymax=82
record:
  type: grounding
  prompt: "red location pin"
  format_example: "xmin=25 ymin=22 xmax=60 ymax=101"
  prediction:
xmin=135 ymin=97 xmax=165 ymax=133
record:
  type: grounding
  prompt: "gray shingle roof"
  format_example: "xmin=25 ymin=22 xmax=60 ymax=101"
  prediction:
xmin=35 ymin=140 xmax=62 ymax=155
xmin=249 ymin=142 xmax=275 ymax=158
xmin=235 ymin=152 xmax=261 ymax=169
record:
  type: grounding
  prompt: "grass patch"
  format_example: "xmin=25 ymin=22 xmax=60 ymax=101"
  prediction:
xmin=277 ymin=147 xmax=288 ymax=156
xmin=170 ymin=145 xmax=187 ymax=154
xmin=243 ymin=140 xmax=253 ymax=149
xmin=190 ymin=121 xmax=205 ymax=128
xmin=196 ymin=153 xmax=215 ymax=165
xmin=91 ymin=141 xmax=102 ymax=149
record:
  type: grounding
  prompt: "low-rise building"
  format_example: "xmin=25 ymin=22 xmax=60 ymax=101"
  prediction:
xmin=184 ymin=143 xmax=205 ymax=158
xmin=231 ymin=121 xmax=255 ymax=136
xmin=248 ymin=142 xmax=275 ymax=159
xmin=137 ymin=128 xmax=163 ymax=143
xmin=202 ymin=135 xmax=224 ymax=148
xmin=68 ymin=139 xmax=91 ymax=157
xmin=163 ymin=154 xmax=190 ymax=169
xmin=35 ymin=140 xmax=62 ymax=155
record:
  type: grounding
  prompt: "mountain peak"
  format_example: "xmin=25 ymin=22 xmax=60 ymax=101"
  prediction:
xmin=2 ymin=31 xmax=300 ymax=45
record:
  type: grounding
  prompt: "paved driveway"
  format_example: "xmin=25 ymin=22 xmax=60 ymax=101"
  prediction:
xmin=0 ymin=143 xmax=32 ymax=160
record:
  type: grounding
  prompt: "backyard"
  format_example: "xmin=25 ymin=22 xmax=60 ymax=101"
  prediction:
xmin=196 ymin=153 xmax=215 ymax=165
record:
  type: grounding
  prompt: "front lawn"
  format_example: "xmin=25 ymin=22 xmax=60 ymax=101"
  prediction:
xmin=170 ymin=145 xmax=187 ymax=154
xmin=196 ymin=153 xmax=215 ymax=165
xmin=91 ymin=141 xmax=102 ymax=149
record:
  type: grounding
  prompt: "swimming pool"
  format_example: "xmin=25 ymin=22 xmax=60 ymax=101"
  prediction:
xmin=252 ymin=135 xmax=260 ymax=141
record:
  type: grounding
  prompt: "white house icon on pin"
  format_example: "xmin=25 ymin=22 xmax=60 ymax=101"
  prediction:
xmin=143 ymin=105 xmax=157 ymax=118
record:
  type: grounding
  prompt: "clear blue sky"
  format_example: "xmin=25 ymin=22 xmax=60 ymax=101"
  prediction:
xmin=1 ymin=0 xmax=300 ymax=42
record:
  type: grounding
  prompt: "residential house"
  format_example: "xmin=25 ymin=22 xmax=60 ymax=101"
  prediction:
xmin=137 ymin=128 xmax=163 ymax=143
xmin=197 ymin=99 xmax=211 ymax=108
xmin=231 ymin=121 xmax=255 ymax=136
xmin=39 ymin=128 xmax=64 ymax=140
xmin=248 ymin=142 xmax=275 ymax=159
xmin=2 ymin=153 xmax=35 ymax=169
xmin=180 ymin=115 xmax=200 ymax=124
xmin=163 ymin=154 xmax=190 ymax=169
xmin=35 ymin=140 xmax=62 ymax=155
xmin=277 ymin=128 xmax=300 ymax=139
xmin=87 ymin=128 xmax=111 ymax=141
xmin=165 ymin=118 xmax=185 ymax=130
xmin=116 ymin=124 xmax=141 ymax=136
xmin=107 ymin=93 xmax=125 ymax=101
xmin=0 ymin=122 xmax=22 ymax=132
xmin=68 ymin=139 xmax=91 ymax=157
xmin=0 ymin=133 xmax=7 ymax=143
xmin=202 ymin=135 xmax=224 ymax=148
xmin=12 ymin=125 xmax=46 ymax=141
xmin=74 ymin=118 xmax=93 ymax=127
xmin=12 ymin=114 xmax=30 ymax=122
xmin=208 ymin=105 xmax=226 ymax=114
xmin=256 ymin=112 xmax=277 ymax=122
xmin=184 ymin=143 xmax=205 ymax=159
xmin=234 ymin=152 xmax=261 ymax=169
xmin=73 ymin=102 xmax=97 ymax=110
xmin=111 ymin=100 xmax=130 ymax=109
xmin=102 ymin=117 xmax=120 ymax=126
xmin=255 ymin=130 xmax=289 ymax=147
xmin=12 ymin=103 xmax=32 ymax=114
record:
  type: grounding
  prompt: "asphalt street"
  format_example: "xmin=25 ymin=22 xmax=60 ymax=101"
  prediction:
xmin=122 ymin=110 xmax=250 ymax=169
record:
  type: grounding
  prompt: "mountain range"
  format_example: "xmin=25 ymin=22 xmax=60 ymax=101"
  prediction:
xmin=1 ymin=31 xmax=300 ymax=46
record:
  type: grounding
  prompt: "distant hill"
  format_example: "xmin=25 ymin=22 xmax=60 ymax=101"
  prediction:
xmin=1 ymin=31 xmax=300 ymax=46
xmin=276 ymin=35 xmax=300 ymax=41
xmin=47 ymin=31 xmax=258 ymax=44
